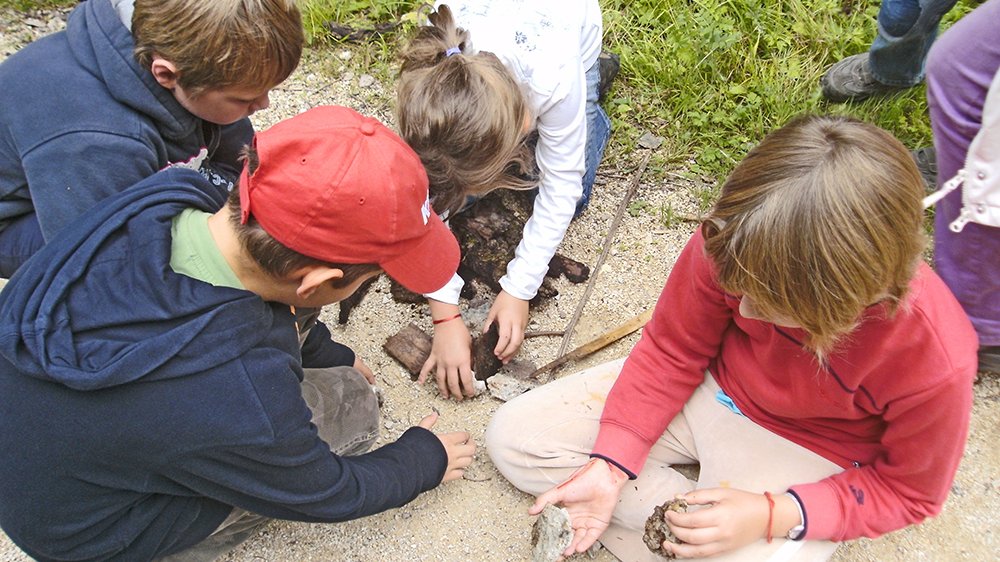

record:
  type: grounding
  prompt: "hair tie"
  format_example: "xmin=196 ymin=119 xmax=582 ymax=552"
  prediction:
xmin=445 ymin=46 xmax=461 ymax=57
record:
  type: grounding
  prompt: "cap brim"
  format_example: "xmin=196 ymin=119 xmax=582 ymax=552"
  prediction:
xmin=379 ymin=212 xmax=460 ymax=295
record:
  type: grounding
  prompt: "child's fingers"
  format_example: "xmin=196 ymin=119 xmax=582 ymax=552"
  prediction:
xmin=417 ymin=356 xmax=435 ymax=384
xmin=459 ymin=367 xmax=477 ymax=397
xmin=417 ymin=412 xmax=439 ymax=429
xmin=434 ymin=367 xmax=451 ymax=399
xmin=445 ymin=367 xmax=464 ymax=401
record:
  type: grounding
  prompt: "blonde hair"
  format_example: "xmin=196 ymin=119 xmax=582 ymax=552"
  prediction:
xmin=132 ymin=0 xmax=303 ymax=95
xmin=702 ymin=115 xmax=925 ymax=357
xmin=396 ymin=4 xmax=537 ymax=216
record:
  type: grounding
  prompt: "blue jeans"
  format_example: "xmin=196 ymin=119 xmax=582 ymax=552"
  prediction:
xmin=0 ymin=212 xmax=43 ymax=278
xmin=869 ymin=0 xmax=959 ymax=86
xmin=578 ymin=57 xmax=612 ymax=216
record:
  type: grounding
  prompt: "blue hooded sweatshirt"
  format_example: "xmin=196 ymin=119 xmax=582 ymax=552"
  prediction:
xmin=0 ymin=168 xmax=448 ymax=561
xmin=0 ymin=0 xmax=251 ymax=241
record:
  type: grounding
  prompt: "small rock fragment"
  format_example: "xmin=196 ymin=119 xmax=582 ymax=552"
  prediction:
xmin=642 ymin=497 xmax=688 ymax=558
xmin=531 ymin=504 xmax=573 ymax=562
xmin=487 ymin=373 xmax=538 ymax=402
xmin=638 ymin=131 xmax=665 ymax=150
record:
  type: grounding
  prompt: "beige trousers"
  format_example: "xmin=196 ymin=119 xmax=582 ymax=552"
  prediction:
xmin=485 ymin=358 xmax=843 ymax=562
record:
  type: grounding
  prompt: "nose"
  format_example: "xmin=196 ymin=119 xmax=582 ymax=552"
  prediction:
xmin=250 ymin=93 xmax=270 ymax=113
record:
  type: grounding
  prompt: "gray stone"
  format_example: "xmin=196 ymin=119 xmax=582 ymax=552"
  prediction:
xmin=531 ymin=504 xmax=573 ymax=562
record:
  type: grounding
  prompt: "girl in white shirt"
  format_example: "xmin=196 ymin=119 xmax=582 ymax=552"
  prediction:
xmin=397 ymin=0 xmax=611 ymax=400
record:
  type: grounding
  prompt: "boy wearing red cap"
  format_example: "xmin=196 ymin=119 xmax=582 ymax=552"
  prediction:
xmin=0 ymin=106 xmax=474 ymax=561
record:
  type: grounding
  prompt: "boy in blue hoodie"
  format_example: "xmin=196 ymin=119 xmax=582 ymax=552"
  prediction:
xmin=0 ymin=105 xmax=475 ymax=561
xmin=0 ymin=0 xmax=303 ymax=276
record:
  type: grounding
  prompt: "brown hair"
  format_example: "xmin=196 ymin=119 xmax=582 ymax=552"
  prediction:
xmin=132 ymin=0 xmax=303 ymax=95
xmin=702 ymin=115 xmax=925 ymax=357
xmin=227 ymin=147 xmax=380 ymax=287
xmin=396 ymin=3 xmax=537 ymax=216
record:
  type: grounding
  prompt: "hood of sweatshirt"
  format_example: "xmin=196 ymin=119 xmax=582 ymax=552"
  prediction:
xmin=67 ymin=0 xmax=200 ymax=142
xmin=0 ymin=168 xmax=274 ymax=391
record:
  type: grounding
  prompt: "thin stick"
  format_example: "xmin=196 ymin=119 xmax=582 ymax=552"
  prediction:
xmin=531 ymin=309 xmax=654 ymax=379
xmin=524 ymin=330 xmax=565 ymax=339
xmin=557 ymin=151 xmax=653 ymax=357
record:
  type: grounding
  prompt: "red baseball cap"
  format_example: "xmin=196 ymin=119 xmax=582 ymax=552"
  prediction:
xmin=239 ymin=106 xmax=459 ymax=294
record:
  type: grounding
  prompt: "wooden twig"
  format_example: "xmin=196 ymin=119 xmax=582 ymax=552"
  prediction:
xmin=524 ymin=330 xmax=565 ymax=339
xmin=557 ymin=151 xmax=653 ymax=357
xmin=531 ymin=309 xmax=654 ymax=379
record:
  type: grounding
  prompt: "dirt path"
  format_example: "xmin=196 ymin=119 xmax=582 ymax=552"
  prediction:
xmin=0 ymin=7 xmax=997 ymax=561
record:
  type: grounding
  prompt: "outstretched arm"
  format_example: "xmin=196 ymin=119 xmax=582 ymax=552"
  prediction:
xmin=529 ymin=458 xmax=629 ymax=557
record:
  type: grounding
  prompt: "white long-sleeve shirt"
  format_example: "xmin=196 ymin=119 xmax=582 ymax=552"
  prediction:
xmin=425 ymin=0 xmax=602 ymax=304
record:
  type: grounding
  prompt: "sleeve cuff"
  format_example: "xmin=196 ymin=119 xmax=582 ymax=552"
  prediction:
xmin=589 ymin=453 xmax=637 ymax=480
xmin=591 ymin=422 xmax=653 ymax=477
xmin=788 ymin=481 xmax=840 ymax=540
xmin=423 ymin=272 xmax=464 ymax=305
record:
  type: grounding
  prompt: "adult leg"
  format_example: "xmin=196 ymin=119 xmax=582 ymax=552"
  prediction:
xmin=869 ymin=0 xmax=958 ymax=87
xmin=0 ymin=212 xmax=43 ymax=278
xmin=927 ymin=0 xmax=1000 ymax=356
xmin=821 ymin=0 xmax=958 ymax=102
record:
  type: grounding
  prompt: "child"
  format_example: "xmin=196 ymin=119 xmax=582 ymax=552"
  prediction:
xmin=0 ymin=0 xmax=303 ymax=277
xmin=396 ymin=1 xmax=612 ymax=399
xmin=923 ymin=0 xmax=1000 ymax=374
xmin=0 ymin=106 xmax=475 ymax=561
xmin=486 ymin=115 xmax=978 ymax=561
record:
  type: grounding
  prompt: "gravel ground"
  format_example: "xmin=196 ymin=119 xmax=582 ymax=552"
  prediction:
xmin=1 ymin=7 xmax=997 ymax=562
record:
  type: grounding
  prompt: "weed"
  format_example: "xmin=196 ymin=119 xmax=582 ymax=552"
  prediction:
xmin=658 ymin=203 xmax=679 ymax=229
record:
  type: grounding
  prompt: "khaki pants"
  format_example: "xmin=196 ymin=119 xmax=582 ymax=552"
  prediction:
xmin=486 ymin=358 xmax=842 ymax=562
xmin=160 ymin=366 xmax=379 ymax=562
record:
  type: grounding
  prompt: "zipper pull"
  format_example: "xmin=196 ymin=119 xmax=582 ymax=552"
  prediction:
xmin=923 ymin=170 xmax=964 ymax=209
xmin=949 ymin=207 xmax=973 ymax=233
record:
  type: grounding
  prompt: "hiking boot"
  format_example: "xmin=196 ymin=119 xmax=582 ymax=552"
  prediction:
xmin=597 ymin=51 xmax=620 ymax=102
xmin=821 ymin=53 xmax=909 ymax=103
xmin=912 ymin=146 xmax=937 ymax=189
xmin=980 ymin=346 xmax=1000 ymax=375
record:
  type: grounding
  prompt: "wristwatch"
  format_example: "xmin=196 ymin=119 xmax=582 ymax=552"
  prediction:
xmin=786 ymin=492 xmax=805 ymax=541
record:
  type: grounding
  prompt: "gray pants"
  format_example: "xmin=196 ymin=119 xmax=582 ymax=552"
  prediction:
xmin=159 ymin=366 xmax=380 ymax=562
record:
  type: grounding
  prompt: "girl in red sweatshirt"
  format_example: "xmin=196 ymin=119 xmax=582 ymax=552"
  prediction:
xmin=486 ymin=115 xmax=978 ymax=561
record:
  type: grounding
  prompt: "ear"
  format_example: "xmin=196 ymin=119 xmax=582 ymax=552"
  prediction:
xmin=294 ymin=266 xmax=344 ymax=299
xmin=150 ymin=56 xmax=181 ymax=89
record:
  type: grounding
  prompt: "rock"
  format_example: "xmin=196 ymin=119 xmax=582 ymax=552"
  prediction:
xmin=638 ymin=131 xmax=665 ymax=150
xmin=531 ymin=504 xmax=573 ymax=562
xmin=642 ymin=497 xmax=688 ymax=558
xmin=488 ymin=373 xmax=538 ymax=402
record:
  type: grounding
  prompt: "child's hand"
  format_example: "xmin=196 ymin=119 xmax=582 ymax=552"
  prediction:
xmin=352 ymin=356 xmax=376 ymax=385
xmin=486 ymin=290 xmax=529 ymax=363
xmin=528 ymin=459 xmax=629 ymax=557
xmin=417 ymin=412 xmax=476 ymax=482
xmin=663 ymin=488 xmax=774 ymax=559
xmin=420 ymin=319 xmax=475 ymax=400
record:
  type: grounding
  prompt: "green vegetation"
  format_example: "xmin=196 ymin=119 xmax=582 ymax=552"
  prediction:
xmin=300 ymin=0 xmax=973 ymax=191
